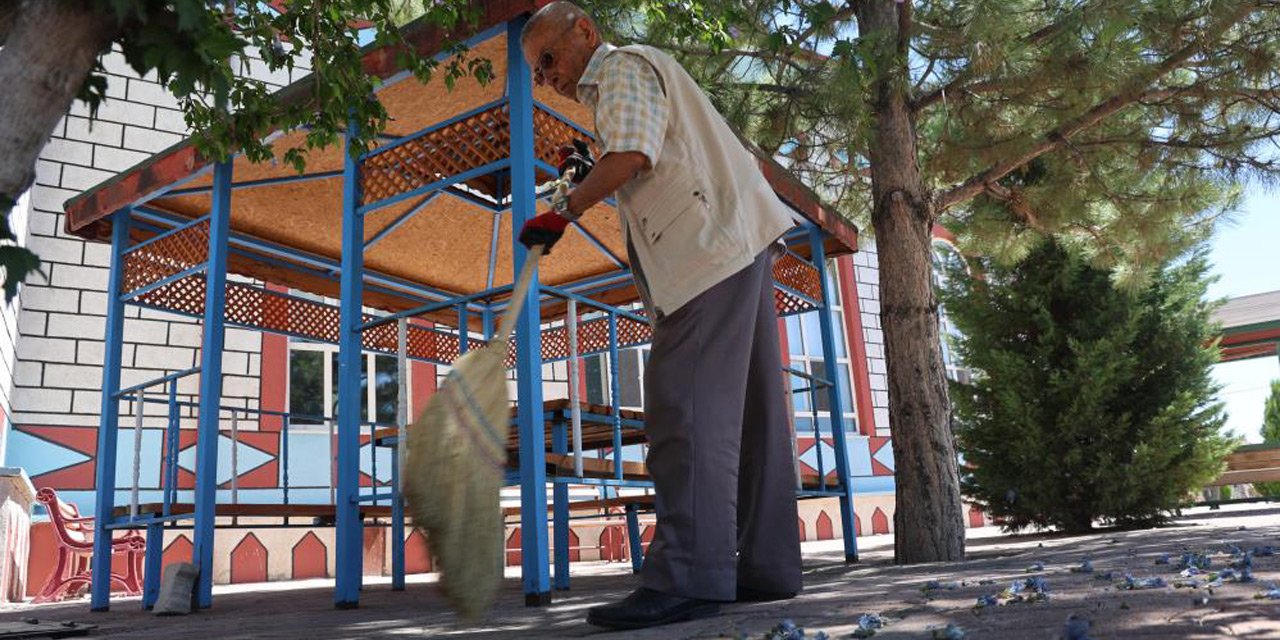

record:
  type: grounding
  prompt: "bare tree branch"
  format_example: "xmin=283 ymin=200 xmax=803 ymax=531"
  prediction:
xmin=935 ymin=1 xmax=1259 ymax=213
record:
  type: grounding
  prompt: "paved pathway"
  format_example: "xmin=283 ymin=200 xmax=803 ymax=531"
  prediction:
xmin=4 ymin=503 xmax=1279 ymax=638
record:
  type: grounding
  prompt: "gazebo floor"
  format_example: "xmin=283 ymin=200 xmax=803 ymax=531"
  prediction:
xmin=6 ymin=503 xmax=1279 ymax=639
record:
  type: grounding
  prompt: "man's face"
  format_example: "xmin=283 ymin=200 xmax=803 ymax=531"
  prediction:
xmin=522 ymin=18 xmax=594 ymax=101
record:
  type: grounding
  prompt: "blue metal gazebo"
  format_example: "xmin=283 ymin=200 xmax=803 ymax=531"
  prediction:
xmin=63 ymin=0 xmax=862 ymax=612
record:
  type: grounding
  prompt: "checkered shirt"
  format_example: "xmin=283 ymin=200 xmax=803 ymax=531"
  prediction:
xmin=577 ymin=43 xmax=668 ymax=167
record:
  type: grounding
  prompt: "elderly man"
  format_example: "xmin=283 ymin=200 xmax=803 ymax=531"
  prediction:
xmin=517 ymin=2 xmax=803 ymax=630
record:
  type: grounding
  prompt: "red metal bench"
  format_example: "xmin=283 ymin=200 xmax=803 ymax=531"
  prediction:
xmin=33 ymin=488 xmax=144 ymax=603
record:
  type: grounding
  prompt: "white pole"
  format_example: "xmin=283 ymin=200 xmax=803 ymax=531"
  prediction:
xmin=131 ymin=392 xmax=144 ymax=519
xmin=329 ymin=416 xmax=337 ymax=504
xmin=231 ymin=409 xmax=239 ymax=504
xmin=397 ymin=319 xmax=408 ymax=491
xmin=567 ymin=300 xmax=583 ymax=477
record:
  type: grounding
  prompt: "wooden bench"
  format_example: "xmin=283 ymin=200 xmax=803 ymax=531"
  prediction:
xmin=1207 ymin=443 xmax=1280 ymax=486
xmin=374 ymin=399 xmax=648 ymax=453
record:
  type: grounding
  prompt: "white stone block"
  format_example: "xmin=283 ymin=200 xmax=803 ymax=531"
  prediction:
xmin=865 ymin=343 xmax=883 ymax=359
xmin=99 ymin=49 xmax=136 ymax=77
xmin=30 ymin=187 xmax=78 ymax=214
xmin=34 ymin=160 xmax=62 ymax=187
xmin=869 ymin=359 xmax=886 ymax=375
xmin=81 ymin=242 xmax=112 ymax=268
xmin=91 ymin=99 xmax=156 ymax=128
xmin=19 ymin=286 xmax=79 ymax=313
xmin=44 ymin=364 xmax=103 ymax=390
xmin=12 ymin=387 xmax=72 ymax=413
xmin=248 ymin=353 xmax=260 ymax=376
xmin=77 ymin=340 xmax=105 ymax=366
xmin=93 ymin=146 xmax=151 ymax=172
xmin=17 ymin=336 xmax=77 ymax=362
xmin=873 ymin=390 xmax=889 ymax=407
xmin=18 ymin=310 xmax=47 ymax=337
xmin=50 ymin=263 xmax=108 ymax=291
xmin=123 ymin=126 xmax=183 ymax=153
xmin=40 ymin=139 xmax=94 ymax=166
xmin=135 ymin=344 xmax=195 ymax=369
xmin=11 ymin=411 xmax=98 ymax=427
xmin=856 ymin=266 xmax=878 ymax=285
xmin=72 ymin=390 xmax=103 ymax=414
xmin=13 ymin=361 xmax=42 ymax=387
xmin=26 ymin=209 xmax=60 ymax=237
xmin=60 ymin=165 xmax=115 ymax=192
xmin=79 ymin=291 xmax=108 ymax=315
xmin=857 ymin=282 xmax=874 ymax=300
xmin=863 ymin=300 xmax=880 ymax=315
xmin=864 ymin=328 xmax=883 ymax=344
xmin=870 ymin=373 xmax=887 ymax=391
xmin=223 ymin=328 xmax=260 ymax=353
xmin=222 ymin=351 xmax=248 ymax=375
xmin=221 ymin=375 xmax=259 ymax=399
xmin=46 ymin=313 xmax=105 ymax=340
xmin=25 ymin=235 xmax=84 ymax=265
xmin=166 ymin=323 xmax=202 ymax=348
xmin=64 ymin=117 xmax=124 ymax=147
xmin=153 ymin=108 xmax=188 ymax=133
xmin=126 ymin=79 xmax=180 ymax=109
xmin=124 ymin=318 xmax=169 ymax=344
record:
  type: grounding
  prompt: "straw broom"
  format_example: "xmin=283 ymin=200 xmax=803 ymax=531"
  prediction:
xmin=403 ymin=174 xmax=572 ymax=618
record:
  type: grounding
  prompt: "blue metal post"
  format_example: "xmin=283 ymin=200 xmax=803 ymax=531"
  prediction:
xmin=552 ymin=418 xmax=570 ymax=590
xmin=508 ymin=16 xmax=552 ymax=606
xmin=90 ymin=209 xmax=131 ymax=612
xmin=809 ymin=226 xmax=858 ymax=562
xmin=335 ymin=120 xmax=366 ymax=608
xmin=142 ymin=524 xmax=163 ymax=609
xmin=625 ymin=504 xmax=643 ymax=573
xmin=192 ymin=160 xmax=234 ymax=608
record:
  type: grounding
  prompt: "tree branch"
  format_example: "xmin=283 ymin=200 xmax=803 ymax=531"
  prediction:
xmin=935 ymin=1 xmax=1259 ymax=213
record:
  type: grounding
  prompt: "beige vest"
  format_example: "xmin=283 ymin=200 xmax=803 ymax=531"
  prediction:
xmin=604 ymin=45 xmax=798 ymax=316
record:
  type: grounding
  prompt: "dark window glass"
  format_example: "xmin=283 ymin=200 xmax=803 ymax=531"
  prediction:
xmin=374 ymin=355 xmax=398 ymax=425
xmin=289 ymin=350 xmax=324 ymax=425
xmin=331 ymin=352 xmax=369 ymax=421
xmin=618 ymin=349 xmax=642 ymax=408
xmin=585 ymin=355 xmax=605 ymax=405
xmin=811 ymin=360 xmax=831 ymax=412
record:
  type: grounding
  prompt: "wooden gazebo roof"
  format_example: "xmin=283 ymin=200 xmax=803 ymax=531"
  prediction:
xmin=62 ymin=0 xmax=857 ymax=320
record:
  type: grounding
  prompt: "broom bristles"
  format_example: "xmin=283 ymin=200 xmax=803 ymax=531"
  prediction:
xmin=404 ymin=344 xmax=511 ymax=618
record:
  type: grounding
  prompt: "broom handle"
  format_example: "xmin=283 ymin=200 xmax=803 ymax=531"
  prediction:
xmin=495 ymin=246 xmax=543 ymax=344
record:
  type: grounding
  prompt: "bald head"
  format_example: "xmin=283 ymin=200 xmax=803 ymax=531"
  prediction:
xmin=521 ymin=2 xmax=599 ymax=48
xmin=519 ymin=1 xmax=603 ymax=101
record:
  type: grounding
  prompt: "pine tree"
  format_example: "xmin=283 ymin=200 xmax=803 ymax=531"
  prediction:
xmin=941 ymin=238 xmax=1235 ymax=533
xmin=1253 ymin=379 xmax=1280 ymax=497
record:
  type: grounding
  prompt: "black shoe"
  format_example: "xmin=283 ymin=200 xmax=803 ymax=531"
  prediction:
xmin=586 ymin=587 xmax=721 ymax=630
xmin=736 ymin=586 xmax=798 ymax=602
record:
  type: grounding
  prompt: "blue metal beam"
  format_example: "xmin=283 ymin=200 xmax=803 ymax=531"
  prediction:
xmin=809 ymin=226 xmax=858 ymax=563
xmin=90 ymin=209 xmax=131 ymax=612
xmin=193 ymin=160 xmax=234 ymax=608
xmin=335 ymin=120 xmax=366 ymax=608
xmin=363 ymin=191 xmax=440 ymax=252
xmin=508 ymin=17 xmax=551 ymax=606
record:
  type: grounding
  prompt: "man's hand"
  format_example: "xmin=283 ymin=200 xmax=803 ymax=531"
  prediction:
xmin=519 ymin=211 xmax=572 ymax=255
xmin=557 ymin=139 xmax=594 ymax=184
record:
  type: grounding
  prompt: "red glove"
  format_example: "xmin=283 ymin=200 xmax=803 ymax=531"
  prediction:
xmin=519 ymin=211 xmax=571 ymax=254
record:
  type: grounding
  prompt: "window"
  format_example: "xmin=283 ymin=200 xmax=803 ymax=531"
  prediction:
xmin=583 ymin=346 xmax=648 ymax=412
xmin=784 ymin=261 xmax=857 ymax=435
xmin=287 ymin=339 xmax=405 ymax=429
xmin=932 ymin=240 xmax=972 ymax=384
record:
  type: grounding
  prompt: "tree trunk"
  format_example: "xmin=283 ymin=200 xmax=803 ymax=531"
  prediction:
xmin=0 ymin=1 xmax=114 ymax=215
xmin=856 ymin=0 xmax=965 ymax=564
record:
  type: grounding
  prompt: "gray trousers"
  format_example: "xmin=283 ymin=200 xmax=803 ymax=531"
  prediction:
xmin=639 ymin=249 xmax=802 ymax=601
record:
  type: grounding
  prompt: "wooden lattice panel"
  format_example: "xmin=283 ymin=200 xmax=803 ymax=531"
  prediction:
xmin=773 ymin=252 xmax=823 ymax=316
xmin=360 ymin=103 xmax=600 ymax=207
xmin=530 ymin=315 xmax=654 ymax=365
xmin=122 ymin=221 xmax=210 ymax=296
xmin=360 ymin=104 xmax=510 ymax=206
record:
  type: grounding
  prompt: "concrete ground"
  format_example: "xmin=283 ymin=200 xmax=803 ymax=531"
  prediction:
xmin=3 ymin=503 xmax=1279 ymax=639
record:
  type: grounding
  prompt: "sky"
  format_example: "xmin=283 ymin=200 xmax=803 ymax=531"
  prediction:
xmin=1207 ymin=187 xmax=1280 ymax=443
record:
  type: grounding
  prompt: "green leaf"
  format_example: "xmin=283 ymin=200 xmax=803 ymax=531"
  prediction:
xmin=0 ymin=245 xmax=44 ymax=303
